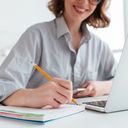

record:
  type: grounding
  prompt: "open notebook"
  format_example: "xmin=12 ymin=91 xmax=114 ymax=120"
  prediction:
xmin=0 ymin=104 xmax=85 ymax=123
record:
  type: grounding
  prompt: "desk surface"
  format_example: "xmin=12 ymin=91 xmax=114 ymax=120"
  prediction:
xmin=0 ymin=96 xmax=128 ymax=128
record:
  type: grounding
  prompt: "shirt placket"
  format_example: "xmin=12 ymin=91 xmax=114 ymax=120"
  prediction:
xmin=64 ymin=34 xmax=84 ymax=89
xmin=73 ymin=51 xmax=82 ymax=89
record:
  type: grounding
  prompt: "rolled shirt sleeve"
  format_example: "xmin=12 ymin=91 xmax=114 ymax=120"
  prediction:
xmin=0 ymin=27 xmax=42 ymax=102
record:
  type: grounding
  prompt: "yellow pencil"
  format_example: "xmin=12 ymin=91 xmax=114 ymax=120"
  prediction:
xmin=34 ymin=64 xmax=52 ymax=80
xmin=34 ymin=64 xmax=78 ymax=105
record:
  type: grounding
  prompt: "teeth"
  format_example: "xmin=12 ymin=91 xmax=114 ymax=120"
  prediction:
xmin=75 ymin=6 xmax=85 ymax=13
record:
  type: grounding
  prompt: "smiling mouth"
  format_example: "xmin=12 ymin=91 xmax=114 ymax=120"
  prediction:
xmin=73 ymin=5 xmax=87 ymax=13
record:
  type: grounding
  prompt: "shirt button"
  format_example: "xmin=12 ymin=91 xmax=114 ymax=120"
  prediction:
xmin=74 ymin=68 xmax=79 ymax=73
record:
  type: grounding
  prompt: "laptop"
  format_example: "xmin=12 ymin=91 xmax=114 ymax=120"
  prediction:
xmin=85 ymin=35 xmax=128 ymax=113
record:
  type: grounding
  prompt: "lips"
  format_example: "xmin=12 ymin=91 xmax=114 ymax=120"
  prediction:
xmin=73 ymin=5 xmax=86 ymax=13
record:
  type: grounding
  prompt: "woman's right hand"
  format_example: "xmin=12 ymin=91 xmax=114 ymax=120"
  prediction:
xmin=2 ymin=78 xmax=73 ymax=108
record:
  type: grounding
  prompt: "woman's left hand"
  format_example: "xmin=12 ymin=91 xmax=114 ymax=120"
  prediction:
xmin=73 ymin=81 xmax=112 ymax=98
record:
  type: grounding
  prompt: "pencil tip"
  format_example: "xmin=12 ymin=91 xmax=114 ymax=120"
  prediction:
xmin=72 ymin=98 xmax=79 ymax=105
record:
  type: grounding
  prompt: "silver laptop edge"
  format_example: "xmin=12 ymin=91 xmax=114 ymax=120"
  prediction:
xmin=85 ymin=35 xmax=128 ymax=113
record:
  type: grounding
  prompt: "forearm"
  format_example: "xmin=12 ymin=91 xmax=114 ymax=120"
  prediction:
xmin=2 ymin=79 xmax=73 ymax=108
xmin=2 ymin=89 xmax=33 ymax=107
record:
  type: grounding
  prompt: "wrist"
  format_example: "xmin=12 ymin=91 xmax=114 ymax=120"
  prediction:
xmin=2 ymin=89 xmax=32 ymax=107
xmin=103 ymin=81 xmax=112 ymax=95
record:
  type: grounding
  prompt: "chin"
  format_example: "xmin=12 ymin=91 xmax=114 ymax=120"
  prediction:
xmin=72 ymin=13 xmax=89 ymax=22
xmin=75 ymin=17 xmax=87 ymax=23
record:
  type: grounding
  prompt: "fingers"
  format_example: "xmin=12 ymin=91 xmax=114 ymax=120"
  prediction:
xmin=56 ymin=87 xmax=72 ymax=102
xmin=74 ymin=84 xmax=95 ymax=98
xmin=47 ymin=88 xmax=71 ymax=108
xmin=53 ymin=78 xmax=73 ymax=90
xmin=50 ymin=99 xmax=61 ymax=108
xmin=53 ymin=78 xmax=73 ymax=102
xmin=81 ymin=81 xmax=89 ymax=88
xmin=54 ymin=92 xmax=68 ymax=104
xmin=46 ymin=78 xmax=73 ymax=107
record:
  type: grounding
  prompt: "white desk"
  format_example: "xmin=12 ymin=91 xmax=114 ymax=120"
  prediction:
xmin=0 ymin=96 xmax=128 ymax=128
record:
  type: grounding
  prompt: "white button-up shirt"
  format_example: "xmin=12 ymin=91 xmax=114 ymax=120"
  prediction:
xmin=0 ymin=16 xmax=117 ymax=101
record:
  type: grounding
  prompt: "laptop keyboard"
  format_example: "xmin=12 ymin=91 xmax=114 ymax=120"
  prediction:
xmin=85 ymin=100 xmax=107 ymax=108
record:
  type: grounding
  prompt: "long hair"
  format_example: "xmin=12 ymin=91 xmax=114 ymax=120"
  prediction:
xmin=48 ymin=0 xmax=111 ymax=29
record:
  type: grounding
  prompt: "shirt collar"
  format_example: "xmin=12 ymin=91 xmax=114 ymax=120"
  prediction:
xmin=56 ymin=16 xmax=70 ymax=39
xmin=55 ymin=16 xmax=91 ymax=42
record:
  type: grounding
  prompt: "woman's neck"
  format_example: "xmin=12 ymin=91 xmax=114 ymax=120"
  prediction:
xmin=63 ymin=14 xmax=81 ymax=34
xmin=63 ymin=14 xmax=82 ymax=52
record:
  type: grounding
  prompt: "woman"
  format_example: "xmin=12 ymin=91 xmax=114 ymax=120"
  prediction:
xmin=0 ymin=0 xmax=117 ymax=108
